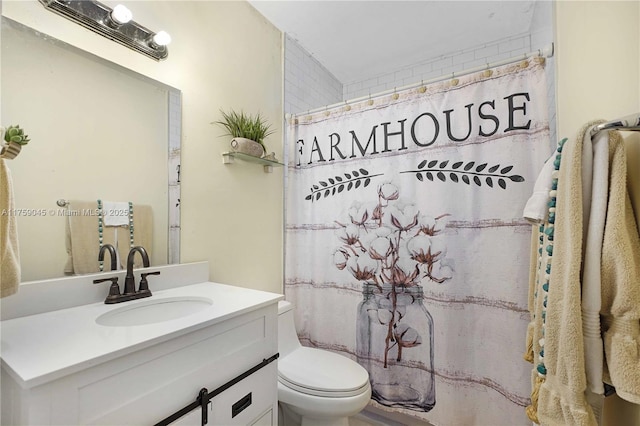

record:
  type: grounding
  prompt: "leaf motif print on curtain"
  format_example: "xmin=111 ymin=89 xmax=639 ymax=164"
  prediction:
xmin=334 ymin=183 xmax=452 ymax=411
xmin=305 ymin=168 xmax=384 ymax=202
xmin=402 ymin=160 xmax=525 ymax=188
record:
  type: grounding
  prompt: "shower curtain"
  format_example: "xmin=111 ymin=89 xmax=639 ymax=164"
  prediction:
xmin=285 ymin=60 xmax=551 ymax=425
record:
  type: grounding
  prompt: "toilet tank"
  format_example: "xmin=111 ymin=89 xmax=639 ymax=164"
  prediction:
xmin=278 ymin=301 xmax=301 ymax=357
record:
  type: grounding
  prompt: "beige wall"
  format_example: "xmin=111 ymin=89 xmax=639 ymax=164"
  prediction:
xmin=555 ymin=0 xmax=639 ymax=138
xmin=2 ymin=1 xmax=284 ymax=294
xmin=555 ymin=1 xmax=640 ymax=424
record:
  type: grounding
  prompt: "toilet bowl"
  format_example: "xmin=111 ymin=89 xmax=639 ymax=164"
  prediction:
xmin=277 ymin=300 xmax=371 ymax=426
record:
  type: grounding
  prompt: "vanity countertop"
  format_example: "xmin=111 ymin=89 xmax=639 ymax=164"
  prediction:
xmin=0 ymin=282 xmax=283 ymax=389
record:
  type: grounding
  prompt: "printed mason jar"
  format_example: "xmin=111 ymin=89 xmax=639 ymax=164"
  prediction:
xmin=356 ymin=283 xmax=435 ymax=412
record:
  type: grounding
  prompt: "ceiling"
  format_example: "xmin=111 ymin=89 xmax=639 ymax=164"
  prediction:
xmin=249 ymin=1 xmax=538 ymax=84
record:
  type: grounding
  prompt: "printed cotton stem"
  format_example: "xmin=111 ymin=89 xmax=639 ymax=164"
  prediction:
xmin=392 ymin=286 xmax=402 ymax=362
xmin=426 ymin=260 xmax=447 ymax=283
xmin=383 ymin=285 xmax=400 ymax=368
xmin=384 ymin=316 xmax=392 ymax=368
xmin=376 ymin=196 xmax=384 ymax=227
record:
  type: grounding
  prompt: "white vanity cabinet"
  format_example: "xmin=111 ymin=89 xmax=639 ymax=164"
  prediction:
xmin=1 ymin=278 xmax=282 ymax=426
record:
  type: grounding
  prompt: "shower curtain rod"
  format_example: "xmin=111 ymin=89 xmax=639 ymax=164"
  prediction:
xmin=288 ymin=43 xmax=554 ymax=119
xmin=590 ymin=113 xmax=640 ymax=137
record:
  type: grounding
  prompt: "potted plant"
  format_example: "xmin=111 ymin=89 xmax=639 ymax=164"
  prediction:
xmin=213 ymin=109 xmax=274 ymax=158
xmin=0 ymin=125 xmax=31 ymax=160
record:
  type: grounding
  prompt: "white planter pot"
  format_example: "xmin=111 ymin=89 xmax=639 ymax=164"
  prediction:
xmin=230 ymin=137 xmax=264 ymax=157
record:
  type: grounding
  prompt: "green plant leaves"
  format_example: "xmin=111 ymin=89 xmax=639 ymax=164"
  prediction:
xmin=213 ymin=109 xmax=274 ymax=145
xmin=3 ymin=125 xmax=30 ymax=145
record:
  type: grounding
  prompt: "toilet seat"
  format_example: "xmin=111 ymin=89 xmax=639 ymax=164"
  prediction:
xmin=278 ymin=347 xmax=370 ymax=398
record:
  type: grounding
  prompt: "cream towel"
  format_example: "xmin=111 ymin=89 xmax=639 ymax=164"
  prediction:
xmin=600 ymin=134 xmax=640 ymax=405
xmin=65 ymin=201 xmax=154 ymax=275
xmin=524 ymin=221 xmax=552 ymax=422
xmin=536 ymin=122 xmax=600 ymax=426
xmin=625 ymin=133 xmax=640 ymax=225
xmin=0 ymin=159 xmax=20 ymax=298
xmin=524 ymin=224 xmax=544 ymax=364
xmin=581 ymin=129 xmax=609 ymax=424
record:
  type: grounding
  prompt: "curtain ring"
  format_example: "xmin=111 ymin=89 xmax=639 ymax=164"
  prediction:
xmin=482 ymin=63 xmax=493 ymax=78
xmin=344 ymin=101 xmax=351 ymax=111
xmin=392 ymin=87 xmax=399 ymax=100
xmin=418 ymin=80 xmax=426 ymax=93
xmin=450 ymin=72 xmax=459 ymax=87
xmin=367 ymin=93 xmax=374 ymax=106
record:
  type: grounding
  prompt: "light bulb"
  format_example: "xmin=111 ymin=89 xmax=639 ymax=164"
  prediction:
xmin=111 ymin=4 xmax=132 ymax=25
xmin=152 ymin=31 xmax=171 ymax=47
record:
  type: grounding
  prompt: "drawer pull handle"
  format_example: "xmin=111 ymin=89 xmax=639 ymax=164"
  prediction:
xmin=232 ymin=392 xmax=252 ymax=418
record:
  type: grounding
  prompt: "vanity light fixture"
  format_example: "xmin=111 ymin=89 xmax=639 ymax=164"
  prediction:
xmin=38 ymin=0 xmax=171 ymax=61
xmin=104 ymin=4 xmax=132 ymax=29
xmin=149 ymin=30 xmax=172 ymax=49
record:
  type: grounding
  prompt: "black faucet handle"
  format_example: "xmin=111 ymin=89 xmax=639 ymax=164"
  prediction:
xmin=93 ymin=276 xmax=118 ymax=285
xmin=93 ymin=277 xmax=121 ymax=303
xmin=138 ymin=271 xmax=160 ymax=294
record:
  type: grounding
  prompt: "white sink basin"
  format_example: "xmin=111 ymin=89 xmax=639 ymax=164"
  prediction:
xmin=96 ymin=296 xmax=213 ymax=327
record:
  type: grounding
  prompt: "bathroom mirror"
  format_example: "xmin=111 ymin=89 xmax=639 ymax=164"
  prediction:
xmin=1 ymin=17 xmax=181 ymax=282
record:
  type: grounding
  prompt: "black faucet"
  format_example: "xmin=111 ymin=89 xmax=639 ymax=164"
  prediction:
xmin=124 ymin=246 xmax=150 ymax=295
xmin=93 ymin=245 xmax=159 ymax=304
xmin=98 ymin=244 xmax=117 ymax=271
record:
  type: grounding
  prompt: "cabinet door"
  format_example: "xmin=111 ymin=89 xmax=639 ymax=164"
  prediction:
xmin=169 ymin=408 xmax=203 ymax=426
xmin=249 ymin=409 xmax=273 ymax=426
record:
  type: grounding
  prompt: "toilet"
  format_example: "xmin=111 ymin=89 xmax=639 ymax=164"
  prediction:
xmin=277 ymin=300 xmax=371 ymax=426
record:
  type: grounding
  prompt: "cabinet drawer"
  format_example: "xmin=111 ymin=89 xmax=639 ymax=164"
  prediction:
xmin=168 ymin=362 xmax=276 ymax=426
xmin=207 ymin=362 xmax=277 ymax=425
